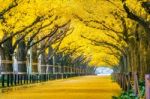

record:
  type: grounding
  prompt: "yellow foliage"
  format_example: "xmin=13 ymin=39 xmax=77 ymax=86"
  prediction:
xmin=0 ymin=0 xmax=147 ymax=67
xmin=0 ymin=76 xmax=121 ymax=99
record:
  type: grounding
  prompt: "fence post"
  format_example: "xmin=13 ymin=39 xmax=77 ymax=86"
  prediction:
xmin=133 ymin=72 xmax=139 ymax=96
xmin=7 ymin=74 xmax=10 ymax=87
xmin=14 ymin=74 xmax=17 ymax=85
xmin=2 ymin=74 xmax=4 ymax=87
xmin=145 ymin=74 xmax=150 ymax=99
xmin=10 ymin=74 xmax=13 ymax=86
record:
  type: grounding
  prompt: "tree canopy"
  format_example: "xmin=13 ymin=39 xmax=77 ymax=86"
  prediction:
xmin=0 ymin=0 xmax=149 ymax=68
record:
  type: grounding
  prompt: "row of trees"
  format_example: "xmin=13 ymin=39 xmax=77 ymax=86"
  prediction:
xmin=73 ymin=0 xmax=150 ymax=96
xmin=0 ymin=0 xmax=94 ymax=86
xmin=2 ymin=1 xmax=149 ymax=96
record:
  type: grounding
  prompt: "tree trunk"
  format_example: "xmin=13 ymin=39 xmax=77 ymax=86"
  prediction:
xmin=32 ymin=45 xmax=38 ymax=73
xmin=2 ymin=37 xmax=13 ymax=73
xmin=47 ymin=45 xmax=53 ymax=74
xmin=0 ymin=47 xmax=6 ymax=73
xmin=17 ymin=39 xmax=27 ymax=74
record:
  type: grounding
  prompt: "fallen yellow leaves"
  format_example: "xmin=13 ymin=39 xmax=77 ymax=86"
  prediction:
xmin=0 ymin=76 xmax=121 ymax=99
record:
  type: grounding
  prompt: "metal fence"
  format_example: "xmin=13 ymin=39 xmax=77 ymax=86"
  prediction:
xmin=0 ymin=60 xmax=92 ymax=88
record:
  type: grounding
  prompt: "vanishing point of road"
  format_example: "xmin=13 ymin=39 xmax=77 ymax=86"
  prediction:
xmin=0 ymin=76 xmax=121 ymax=99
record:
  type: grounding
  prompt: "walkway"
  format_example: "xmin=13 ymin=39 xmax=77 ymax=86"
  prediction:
xmin=0 ymin=76 xmax=121 ymax=99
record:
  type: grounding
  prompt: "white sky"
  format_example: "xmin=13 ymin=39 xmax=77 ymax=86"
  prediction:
xmin=95 ymin=67 xmax=113 ymax=75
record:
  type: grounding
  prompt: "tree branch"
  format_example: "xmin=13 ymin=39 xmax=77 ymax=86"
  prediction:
xmin=0 ymin=0 xmax=18 ymax=20
xmin=81 ymin=35 xmax=126 ymax=55
xmin=122 ymin=0 xmax=150 ymax=32
xmin=0 ymin=16 xmax=43 ymax=45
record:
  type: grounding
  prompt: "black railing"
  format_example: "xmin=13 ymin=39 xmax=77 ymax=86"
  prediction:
xmin=0 ymin=63 xmax=93 ymax=88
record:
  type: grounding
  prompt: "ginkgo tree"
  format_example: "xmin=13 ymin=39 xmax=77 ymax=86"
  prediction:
xmin=0 ymin=1 xmax=149 ymax=96
xmin=66 ymin=0 xmax=150 ymax=94
xmin=0 ymin=0 xmax=73 ymax=78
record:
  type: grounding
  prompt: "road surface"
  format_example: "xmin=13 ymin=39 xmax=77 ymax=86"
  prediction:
xmin=0 ymin=76 xmax=121 ymax=99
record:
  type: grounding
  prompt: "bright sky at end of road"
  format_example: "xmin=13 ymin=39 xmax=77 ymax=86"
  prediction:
xmin=95 ymin=67 xmax=113 ymax=76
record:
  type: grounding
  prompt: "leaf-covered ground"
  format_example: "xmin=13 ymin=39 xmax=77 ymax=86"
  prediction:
xmin=0 ymin=76 xmax=121 ymax=99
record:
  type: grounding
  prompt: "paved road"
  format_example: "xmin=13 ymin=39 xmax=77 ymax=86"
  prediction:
xmin=0 ymin=76 xmax=121 ymax=99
